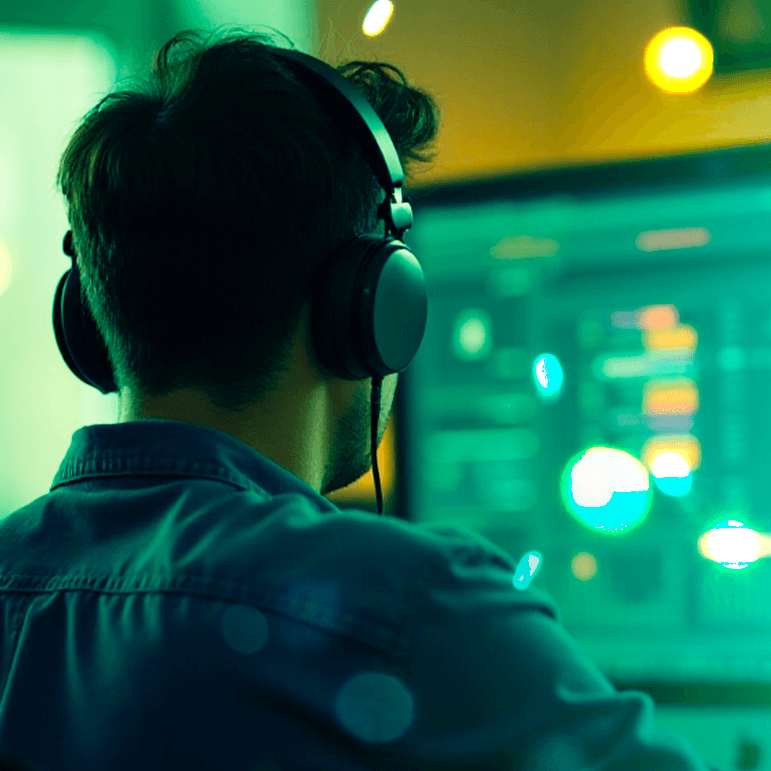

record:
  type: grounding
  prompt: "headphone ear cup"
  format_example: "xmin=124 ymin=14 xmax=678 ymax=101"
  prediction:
xmin=52 ymin=266 xmax=118 ymax=394
xmin=310 ymin=234 xmax=427 ymax=382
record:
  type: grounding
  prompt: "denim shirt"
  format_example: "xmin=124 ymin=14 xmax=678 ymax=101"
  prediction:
xmin=0 ymin=420 xmax=715 ymax=771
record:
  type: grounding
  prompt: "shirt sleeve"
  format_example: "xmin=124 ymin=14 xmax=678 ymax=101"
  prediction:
xmin=396 ymin=524 xmax=716 ymax=771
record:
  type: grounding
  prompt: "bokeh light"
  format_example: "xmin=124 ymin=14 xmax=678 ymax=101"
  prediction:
xmin=644 ymin=26 xmax=714 ymax=94
xmin=363 ymin=1 xmax=394 ymax=36
xmin=560 ymin=447 xmax=652 ymax=534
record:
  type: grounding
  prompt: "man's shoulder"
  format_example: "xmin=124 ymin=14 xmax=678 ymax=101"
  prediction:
xmin=247 ymin=504 xmax=558 ymax=613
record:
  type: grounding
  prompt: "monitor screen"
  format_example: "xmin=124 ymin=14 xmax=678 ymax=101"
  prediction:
xmin=400 ymin=142 xmax=771 ymax=691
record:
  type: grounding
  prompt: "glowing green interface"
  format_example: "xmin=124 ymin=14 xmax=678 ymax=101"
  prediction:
xmin=405 ymin=160 xmax=771 ymax=686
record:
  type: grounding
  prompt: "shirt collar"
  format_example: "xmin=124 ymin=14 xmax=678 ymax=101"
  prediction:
xmin=50 ymin=420 xmax=338 ymax=514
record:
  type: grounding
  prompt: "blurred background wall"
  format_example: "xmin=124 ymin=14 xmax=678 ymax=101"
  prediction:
xmin=317 ymin=0 xmax=771 ymax=182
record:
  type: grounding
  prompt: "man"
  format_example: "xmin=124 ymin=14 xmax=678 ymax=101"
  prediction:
xmin=0 ymin=25 xmax=718 ymax=771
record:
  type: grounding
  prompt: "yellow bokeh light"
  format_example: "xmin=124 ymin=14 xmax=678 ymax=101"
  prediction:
xmin=571 ymin=551 xmax=598 ymax=581
xmin=363 ymin=1 xmax=394 ymax=37
xmin=0 ymin=240 xmax=12 ymax=297
xmin=642 ymin=434 xmax=701 ymax=472
xmin=644 ymin=26 xmax=714 ymax=94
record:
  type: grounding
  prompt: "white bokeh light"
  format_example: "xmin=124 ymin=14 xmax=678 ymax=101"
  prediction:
xmin=660 ymin=38 xmax=702 ymax=78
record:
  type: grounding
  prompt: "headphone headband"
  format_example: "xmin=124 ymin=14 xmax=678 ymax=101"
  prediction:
xmin=276 ymin=49 xmax=413 ymax=237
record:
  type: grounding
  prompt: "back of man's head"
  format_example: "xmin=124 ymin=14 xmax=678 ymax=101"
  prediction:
xmin=55 ymin=25 xmax=441 ymax=413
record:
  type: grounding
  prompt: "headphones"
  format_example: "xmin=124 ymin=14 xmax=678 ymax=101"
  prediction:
xmin=52 ymin=47 xmax=428 ymax=516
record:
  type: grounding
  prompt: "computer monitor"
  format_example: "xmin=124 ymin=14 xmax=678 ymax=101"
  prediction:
xmin=400 ymin=142 xmax=771 ymax=697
